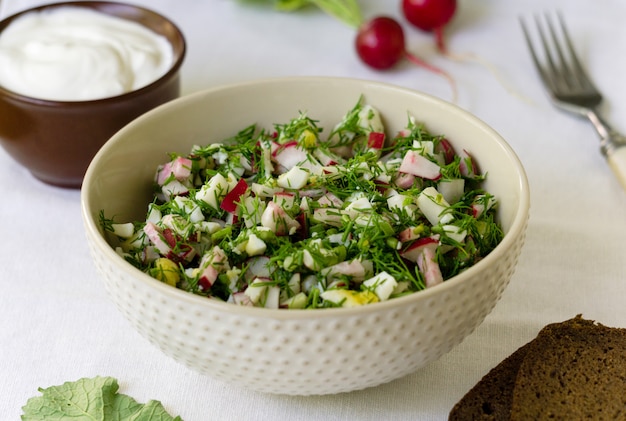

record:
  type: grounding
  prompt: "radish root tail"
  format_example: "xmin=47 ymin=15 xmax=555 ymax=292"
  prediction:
xmin=405 ymin=51 xmax=458 ymax=104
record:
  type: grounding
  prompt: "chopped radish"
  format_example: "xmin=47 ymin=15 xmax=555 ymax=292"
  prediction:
xmin=195 ymin=173 xmax=229 ymax=209
xmin=399 ymin=150 xmax=441 ymax=180
xmin=363 ymin=271 xmax=398 ymax=301
xmin=244 ymin=277 xmax=269 ymax=304
xmin=156 ymin=156 xmax=192 ymax=185
xmin=358 ymin=104 xmax=385 ymax=133
xmin=230 ymin=291 xmax=254 ymax=306
xmin=244 ymin=256 xmax=272 ymax=282
xmin=435 ymin=138 xmax=456 ymax=164
xmin=220 ymin=178 xmax=248 ymax=213
xmin=313 ymin=149 xmax=342 ymax=166
xmin=312 ymin=208 xmax=343 ymax=227
xmin=394 ymin=172 xmax=416 ymax=189
xmin=471 ymin=194 xmax=497 ymax=218
xmin=322 ymin=259 xmax=372 ymax=283
xmin=245 ymin=233 xmax=267 ymax=256
xmin=143 ymin=222 xmax=171 ymax=256
xmin=198 ymin=246 xmax=230 ymax=289
xmin=459 ymin=149 xmax=478 ymax=178
xmin=398 ymin=226 xmax=422 ymax=243
xmin=161 ymin=179 xmax=189 ymax=199
xmin=400 ymin=235 xmax=440 ymax=262
xmin=400 ymin=236 xmax=443 ymax=288
xmin=263 ymin=285 xmax=281 ymax=309
xmin=273 ymin=192 xmax=296 ymax=210
xmin=277 ymin=166 xmax=309 ymax=189
xmin=442 ymin=224 xmax=467 ymax=243
xmin=437 ymin=178 xmax=465 ymax=204
xmin=367 ymin=132 xmax=386 ymax=149
xmin=344 ymin=196 xmax=373 ymax=218
xmin=387 ymin=194 xmax=418 ymax=218
xmin=272 ymin=142 xmax=307 ymax=172
xmin=417 ymin=186 xmax=454 ymax=225
xmin=111 ymin=222 xmax=134 ymax=239
xmin=317 ymin=192 xmax=344 ymax=208
xmin=249 ymin=182 xmax=283 ymax=198
xmin=260 ymin=201 xmax=301 ymax=235
xmin=417 ymin=243 xmax=443 ymax=287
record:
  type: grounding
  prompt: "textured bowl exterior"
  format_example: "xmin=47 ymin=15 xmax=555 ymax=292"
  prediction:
xmin=0 ymin=2 xmax=186 ymax=188
xmin=82 ymin=77 xmax=530 ymax=395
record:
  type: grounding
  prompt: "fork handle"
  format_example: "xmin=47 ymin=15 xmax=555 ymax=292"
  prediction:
xmin=586 ymin=110 xmax=626 ymax=190
xmin=607 ymin=146 xmax=626 ymax=191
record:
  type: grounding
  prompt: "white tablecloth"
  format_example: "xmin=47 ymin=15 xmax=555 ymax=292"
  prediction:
xmin=2 ymin=0 xmax=626 ymax=419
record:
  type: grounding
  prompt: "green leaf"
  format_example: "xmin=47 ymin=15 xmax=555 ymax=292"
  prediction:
xmin=275 ymin=0 xmax=362 ymax=27
xmin=21 ymin=376 xmax=182 ymax=421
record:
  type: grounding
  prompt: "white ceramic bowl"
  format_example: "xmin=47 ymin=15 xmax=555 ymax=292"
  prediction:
xmin=81 ymin=77 xmax=530 ymax=395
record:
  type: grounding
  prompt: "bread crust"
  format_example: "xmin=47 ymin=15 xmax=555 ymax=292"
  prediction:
xmin=449 ymin=316 xmax=626 ymax=421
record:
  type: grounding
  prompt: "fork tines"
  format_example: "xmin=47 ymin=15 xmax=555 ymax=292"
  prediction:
xmin=520 ymin=12 xmax=597 ymax=96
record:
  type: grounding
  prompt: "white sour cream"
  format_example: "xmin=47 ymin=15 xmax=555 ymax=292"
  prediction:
xmin=0 ymin=6 xmax=174 ymax=101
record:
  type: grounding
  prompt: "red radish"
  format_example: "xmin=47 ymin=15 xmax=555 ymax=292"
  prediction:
xmin=400 ymin=235 xmax=443 ymax=287
xmin=355 ymin=16 xmax=457 ymax=101
xmin=243 ymin=256 xmax=272 ymax=282
xmin=260 ymin=201 xmax=301 ymax=235
xmin=143 ymin=222 xmax=171 ymax=256
xmin=401 ymin=0 xmax=523 ymax=101
xmin=400 ymin=235 xmax=438 ymax=262
xmin=399 ymin=150 xmax=441 ymax=180
xmin=394 ymin=172 xmax=416 ymax=189
xmin=220 ymin=178 xmax=248 ymax=213
xmin=435 ymin=138 xmax=456 ymax=164
xmin=162 ymin=228 xmax=178 ymax=249
xmin=272 ymin=142 xmax=307 ymax=172
xmin=398 ymin=226 xmax=421 ymax=243
xmin=458 ymin=149 xmax=478 ymax=178
xmin=367 ymin=131 xmax=386 ymax=149
xmin=401 ymin=0 xmax=457 ymax=54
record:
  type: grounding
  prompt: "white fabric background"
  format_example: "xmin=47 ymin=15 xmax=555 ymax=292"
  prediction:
xmin=1 ymin=0 xmax=626 ymax=419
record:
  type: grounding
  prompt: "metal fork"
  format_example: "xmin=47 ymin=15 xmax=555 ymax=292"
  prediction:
xmin=520 ymin=13 xmax=626 ymax=190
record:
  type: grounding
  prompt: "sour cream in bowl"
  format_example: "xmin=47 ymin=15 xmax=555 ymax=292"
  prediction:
xmin=0 ymin=2 xmax=186 ymax=188
xmin=0 ymin=6 xmax=175 ymax=101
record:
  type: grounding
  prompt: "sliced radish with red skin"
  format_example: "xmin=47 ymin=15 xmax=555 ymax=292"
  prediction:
xmin=367 ymin=131 xmax=386 ymax=149
xmin=261 ymin=201 xmax=301 ymax=235
xmin=417 ymin=244 xmax=443 ymax=287
xmin=399 ymin=150 xmax=441 ymax=180
xmin=400 ymin=235 xmax=443 ymax=287
xmin=231 ymin=291 xmax=253 ymax=306
xmin=220 ymin=178 xmax=248 ymax=213
xmin=394 ymin=172 xmax=416 ymax=189
xmin=244 ymin=256 xmax=272 ymax=282
xmin=400 ymin=235 xmax=439 ymax=262
xmin=398 ymin=226 xmax=421 ymax=243
xmin=435 ymin=138 xmax=456 ymax=164
xmin=272 ymin=142 xmax=307 ymax=172
xmin=162 ymin=228 xmax=177 ymax=248
xmin=167 ymin=243 xmax=195 ymax=264
xmin=459 ymin=149 xmax=478 ymax=178
xmin=143 ymin=222 xmax=171 ymax=255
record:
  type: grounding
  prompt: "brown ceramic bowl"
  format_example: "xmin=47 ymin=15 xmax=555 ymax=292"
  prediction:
xmin=0 ymin=1 xmax=186 ymax=188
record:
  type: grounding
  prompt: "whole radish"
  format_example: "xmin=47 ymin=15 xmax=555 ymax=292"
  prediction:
xmin=355 ymin=16 xmax=406 ymax=70
xmin=355 ymin=16 xmax=457 ymax=100
xmin=402 ymin=0 xmax=457 ymax=53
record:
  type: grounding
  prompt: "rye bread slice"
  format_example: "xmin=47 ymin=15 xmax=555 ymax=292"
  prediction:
xmin=449 ymin=316 xmax=626 ymax=420
xmin=448 ymin=342 xmax=532 ymax=420
xmin=509 ymin=315 xmax=626 ymax=421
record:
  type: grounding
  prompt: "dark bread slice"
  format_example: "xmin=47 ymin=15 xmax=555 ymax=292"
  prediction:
xmin=449 ymin=315 xmax=626 ymax=421
xmin=509 ymin=315 xmax=626 ymax=421
xmin=449 ymin=342 xmax=532 ymax=420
